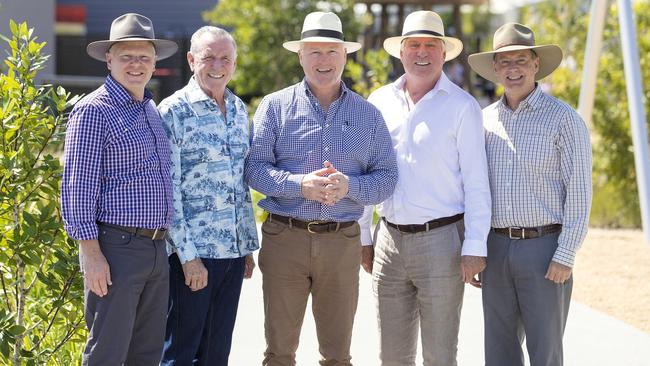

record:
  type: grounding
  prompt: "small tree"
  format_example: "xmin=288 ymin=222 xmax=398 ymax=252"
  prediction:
xmin=0 ymin=21 xmax=83 ymax=365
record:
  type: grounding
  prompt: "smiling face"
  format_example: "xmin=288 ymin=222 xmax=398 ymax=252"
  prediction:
xmin=298 ymin=42 xmax=347 ymax=94
xmin=493 ymin=49 xmax=539 ymax=102
xmin=188 ymin=33 xmax=236 ymax=101
xmin=106 ymin=41 xmax=156 ymax=100
xmin=400 ymin=37 xmax=446 ymax=86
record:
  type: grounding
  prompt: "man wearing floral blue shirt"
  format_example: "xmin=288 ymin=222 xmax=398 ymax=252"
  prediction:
xmin=158 ymin=26 xmax=259 ymax=366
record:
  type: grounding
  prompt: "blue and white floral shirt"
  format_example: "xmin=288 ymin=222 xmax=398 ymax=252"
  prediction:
xmin=159 ymin=77 xmax=259 ymax=263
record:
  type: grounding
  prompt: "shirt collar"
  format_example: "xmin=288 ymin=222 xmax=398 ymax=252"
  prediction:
xmin=185 ymin=76 xmax=235 ymax=106
xmin=498 ymin=82 xmax=543 ymax=111
xmin=300 ymin=78 xmax=348 ymax=101
xmin=390 ymin=72 xmax=452 ymax=100
xmin=105 ymin=74 xmax=152 ymax=105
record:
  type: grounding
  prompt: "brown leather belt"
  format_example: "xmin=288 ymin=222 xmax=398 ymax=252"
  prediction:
xmin=383 ymin=213 xmax=464 ymax=234
xmin=268 ymin=214 xmax=355 ymax=234
xmin=98 ymin=222 xmax=167 ymax=241
xmin=492 ymin=224 xmax=562 ymax=239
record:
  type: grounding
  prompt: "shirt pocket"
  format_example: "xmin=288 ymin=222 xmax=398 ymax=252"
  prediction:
xmin=340 ymin=124 xmax=372 ymax=165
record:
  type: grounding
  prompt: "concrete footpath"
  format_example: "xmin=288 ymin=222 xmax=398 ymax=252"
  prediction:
xmin=230 ymin=252 xmax=650 ymax=365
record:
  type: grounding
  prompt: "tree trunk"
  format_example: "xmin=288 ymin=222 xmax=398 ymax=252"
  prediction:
xmin=12 ymin=259 xmax=25 ymax=366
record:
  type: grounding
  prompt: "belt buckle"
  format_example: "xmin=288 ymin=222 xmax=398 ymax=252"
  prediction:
xmin=307 ymin=221 xmax=318 ymax=234
xmin=508 ymin=227 xmax=523 ymax=239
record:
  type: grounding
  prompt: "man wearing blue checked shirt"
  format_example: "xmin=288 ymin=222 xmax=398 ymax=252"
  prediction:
xmin=244 ymin=11 xmax=398 ymax=366
xmin=468 ymin=23 xmax=592 ymax=366
xmin=158 ymin=26 xmax=259 ymax=366
xmin=61 ymin=14 xmax=178 ymax=365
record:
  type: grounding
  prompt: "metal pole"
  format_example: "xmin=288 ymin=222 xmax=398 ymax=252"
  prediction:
xmin=577 ymin=0 xmax=608 ymax=126
xmin=617 ymin=0 xmax=650 ymax=243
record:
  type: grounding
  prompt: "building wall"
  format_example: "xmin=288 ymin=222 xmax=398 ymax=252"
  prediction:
xmin=57 ymin=0 xmax=218 ymax=38
xmin=0 ymin=0 xmax=56 ymax=79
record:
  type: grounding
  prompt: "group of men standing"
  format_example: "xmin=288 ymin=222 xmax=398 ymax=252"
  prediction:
xmin=61 ymin=9 xmax=591 ymax=366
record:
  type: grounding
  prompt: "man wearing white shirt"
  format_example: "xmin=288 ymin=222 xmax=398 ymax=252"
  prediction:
xmin=359 ymin=11 xmax=491 ymax=366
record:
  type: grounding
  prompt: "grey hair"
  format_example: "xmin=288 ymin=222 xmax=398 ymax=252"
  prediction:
xmin=190 ymin=26 xmax=237 ymax=56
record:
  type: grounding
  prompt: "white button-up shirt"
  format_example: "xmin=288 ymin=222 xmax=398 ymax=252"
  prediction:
xmin=360 ymin=73 xmax=492 ymax=257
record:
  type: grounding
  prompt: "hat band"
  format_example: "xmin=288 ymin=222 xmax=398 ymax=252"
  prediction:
xmin=495 ymin=41 xmax=535 ymax=50
xmin=113 ymin=34 xmax=154 ymax=41
xmin=301 ymin=29 xmax=344 ymax=40
xmin=403 ymin=29 xmax=443 ymax=37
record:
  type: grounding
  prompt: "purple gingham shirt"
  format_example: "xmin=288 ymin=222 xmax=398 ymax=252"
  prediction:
xmin=62 ymin=75 xmax=173 ymax=240
xmin=244 ymin=79 xmax=398 ymax=221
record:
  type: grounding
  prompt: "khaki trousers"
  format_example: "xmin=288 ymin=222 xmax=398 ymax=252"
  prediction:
xmin=259 ymin=218 xmax=362 ymax=366
xmin=373 ymin=220 xmax=465 ymax=366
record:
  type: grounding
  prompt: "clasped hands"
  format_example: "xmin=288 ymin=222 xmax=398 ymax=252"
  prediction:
xmin=301 ymin=161 xmax=349 ymax=206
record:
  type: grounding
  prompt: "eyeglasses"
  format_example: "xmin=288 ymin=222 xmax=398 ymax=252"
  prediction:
xmin=117 ymin=55 xmax=154 ymax=64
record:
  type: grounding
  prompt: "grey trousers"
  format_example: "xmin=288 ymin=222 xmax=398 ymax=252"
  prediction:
xmin=373 ymin=220 xmax=465 ymax=366
xmin=82 ymin=224 xmax=169 ymax=366
xmin=482 ymin=231 xmax=572 ymax=366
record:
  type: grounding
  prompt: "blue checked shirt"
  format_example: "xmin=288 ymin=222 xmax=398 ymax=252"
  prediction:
xmin=483 ymin=85 xmax=592 ymax=267
xmin=158 ymin=77 xmax=259 ymax=263
xmin=245 ymin=79 xmax=398 ymax=221
xmin=62 ymin=75 xmax=173 ymax=240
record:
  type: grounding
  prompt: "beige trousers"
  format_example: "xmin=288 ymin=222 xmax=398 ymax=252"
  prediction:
xmin=259 ymin=218 xmax=362 ymax=366
xmin=373 ymin=220 xmax=465 ymax=366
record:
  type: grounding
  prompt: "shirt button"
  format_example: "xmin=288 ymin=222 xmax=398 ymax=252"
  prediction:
xmin=506 ymin=206 xmax=511 ymax=210
xmin=324 ymin=147 xmax=330 ymax=152
xmin=325 ymin=124 xmax=330 ymax=128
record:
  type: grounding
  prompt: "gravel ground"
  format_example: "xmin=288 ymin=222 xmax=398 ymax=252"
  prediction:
xmin=572 ymin=228 xmax=650 ymax=333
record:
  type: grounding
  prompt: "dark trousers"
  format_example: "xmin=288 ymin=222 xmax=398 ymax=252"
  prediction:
xmin=482 ymin=231 xmax=572 ymax=366
xmin=161 ymin=254 xmax=245 ymax=366
xmin=82 ymin=224 xmax=169 ymax=366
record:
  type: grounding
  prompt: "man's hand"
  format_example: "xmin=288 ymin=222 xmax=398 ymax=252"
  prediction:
xmin=244 ymin=254 xmax=256 ymax=279
xmin=461 ymin=255 xmax=486 ymax=288
xmin=361 ymin=246 xmax=374 ymax=274
xmin=182 ymin=258 xmax=208 ymax=292
xmin=80 ymin=239 xmax=112 ymax=297
xmin=325 ymin=171 xmax=349 ymax=205
xmin=301 ymin=163 xmax=338 ymax=204
xmin=545 ymin=261 xmax=572 ymax=284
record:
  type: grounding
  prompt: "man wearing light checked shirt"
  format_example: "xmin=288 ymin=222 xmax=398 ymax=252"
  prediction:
xmin=468 ymin=23 xmax=592 ymax=366
xmin=61 ymin=13 xmax=178 ymax=365
xmin=244 ymin=11 xmax=398 ymax=366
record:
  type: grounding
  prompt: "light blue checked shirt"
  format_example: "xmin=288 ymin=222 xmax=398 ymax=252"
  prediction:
xmin=245 ymin=79 xmax=398 ymax=222
xmin=159 ymin=77 xmax=259 ymax=263
xmin=483 ymin=85 xmax=592 ymax=267
xmin=62 ymin=75 xmax=173 ymax=241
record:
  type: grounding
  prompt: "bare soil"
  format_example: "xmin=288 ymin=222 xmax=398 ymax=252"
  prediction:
xmin=573 ymin=228 xmax=650 ymax=333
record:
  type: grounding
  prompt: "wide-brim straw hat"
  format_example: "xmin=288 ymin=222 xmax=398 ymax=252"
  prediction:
xmin=283 ymin=11 xmax=361 ymax=54
xmin=383 ymin=10 xmax=463 ymax=62
xmin=86 ymin=13 xmax=178 ymax=61
xmin=468 ymin=22 xmax=563 ymax=83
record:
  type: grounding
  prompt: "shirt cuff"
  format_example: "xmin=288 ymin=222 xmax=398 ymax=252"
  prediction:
xmin=174 ymin=243 xmax=199 ymax=264
xmin=461 ymin=239 xmax=487 ymax=257
xmin=347 ymin=176 xmax=360 ymax=201
xmin=286 ymin=173 xmax=306 ymax=198
xmin=67 ymin=222 xmax=99 ymax=241
xmin=361 ymin=228 xmax=373 ymax=246
xmin=552 ymin=246 xmax=576 ymax=267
